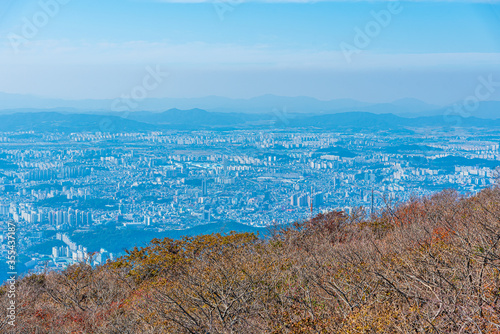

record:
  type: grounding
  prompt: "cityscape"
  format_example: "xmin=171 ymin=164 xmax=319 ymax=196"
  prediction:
xmin=0 ymin=123 xmax=498 ymax=280
xmin=1 ymin=0 xmax=500 ymax=331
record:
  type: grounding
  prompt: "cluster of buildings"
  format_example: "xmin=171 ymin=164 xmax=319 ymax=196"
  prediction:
xmin=0 ymin=128 xmax=498 ymax=278
xmin=51 ymin=233 xmax=113 ymax=268
xmin=290 ymin=191 xmax=324 ymax=208
xmin=1 ymin=203 xmax=92 ymax=228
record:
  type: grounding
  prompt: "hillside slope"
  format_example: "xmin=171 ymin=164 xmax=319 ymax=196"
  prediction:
xmin=2 ymin=187 xmax=500 ymax=333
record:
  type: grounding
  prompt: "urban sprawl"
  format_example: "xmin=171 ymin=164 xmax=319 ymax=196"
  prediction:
xmin=0 ymin=128 xmax=498 ymax=278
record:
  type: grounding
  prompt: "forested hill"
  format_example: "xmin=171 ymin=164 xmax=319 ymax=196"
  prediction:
xmin=2 ymin=187 xmax=500 ymax=333
xmin=1 ymin=110 xmax=500 ymax=132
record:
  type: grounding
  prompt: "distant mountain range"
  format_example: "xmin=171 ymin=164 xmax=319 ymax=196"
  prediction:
xmin=1 ymin=92 xmax=499 ymax=119
xmin=287 ymin=112 xmax=500 ymax=129
xmin=0 ymin=112 xmax=155 ymax=133
xmin=1 ymin=109 xmax=500 ymax=133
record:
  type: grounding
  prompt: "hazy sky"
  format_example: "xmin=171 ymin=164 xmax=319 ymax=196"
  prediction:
xmin=0 ymin=0 xmax=499 ymax=104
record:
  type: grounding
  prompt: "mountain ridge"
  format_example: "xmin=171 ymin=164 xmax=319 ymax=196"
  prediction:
xmin=1 ymin=109 xmax=500 ymax=132
xmin=1 ymin=92 xmax=499 ymax=118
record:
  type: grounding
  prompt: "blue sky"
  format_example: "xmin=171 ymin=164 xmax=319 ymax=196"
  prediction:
xmin=0 ymin=0 xmax=499 ymax=104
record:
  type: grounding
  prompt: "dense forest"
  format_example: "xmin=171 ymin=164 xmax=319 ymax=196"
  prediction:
xmin=2 ymin=186 xmax=500 ymax=333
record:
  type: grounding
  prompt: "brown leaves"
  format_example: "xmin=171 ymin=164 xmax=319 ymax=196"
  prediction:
xmin=4 ymin=188 xmax=500 ymax=333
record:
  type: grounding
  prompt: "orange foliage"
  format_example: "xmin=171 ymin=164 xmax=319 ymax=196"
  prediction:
xmin=3 ymin=187 xmax=500 ymax=333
